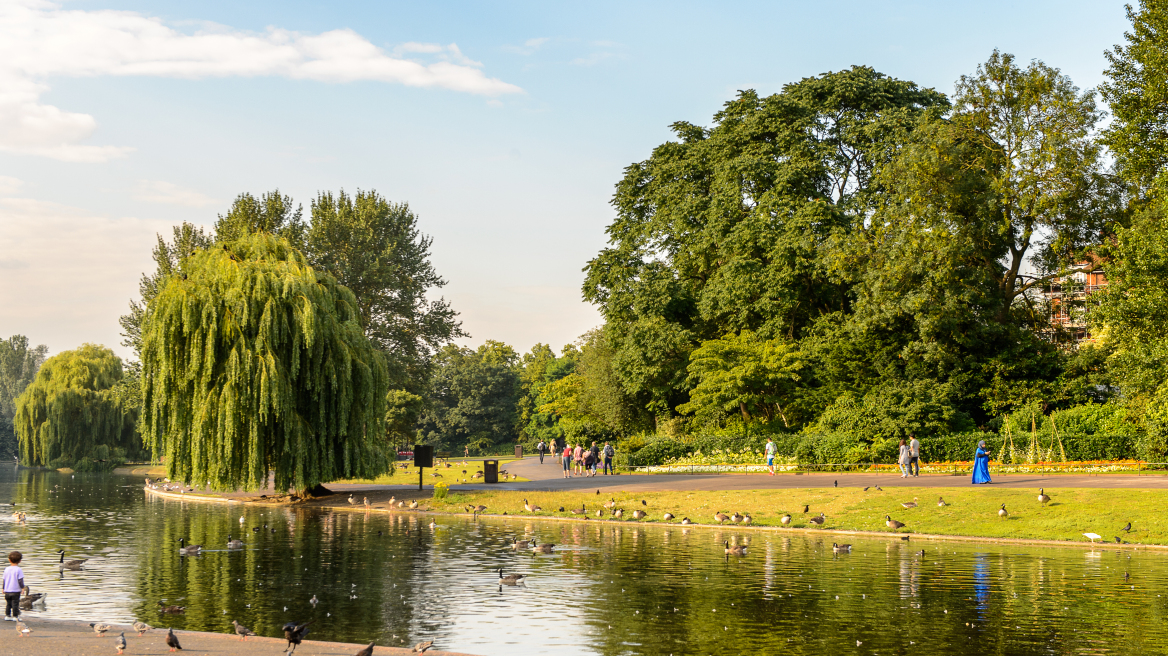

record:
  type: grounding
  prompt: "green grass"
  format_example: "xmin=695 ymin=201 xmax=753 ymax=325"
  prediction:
xmin=425 ymin=487 xmax=1168 ymax=545
xmin=333 ymin=457 xmax=527 ymax=485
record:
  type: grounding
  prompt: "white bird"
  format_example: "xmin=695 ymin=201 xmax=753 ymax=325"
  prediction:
xmin=1084 ymin=533 xmax=1103 ymax=542
xmin=239 ymin=516 xmax=245 ymax=524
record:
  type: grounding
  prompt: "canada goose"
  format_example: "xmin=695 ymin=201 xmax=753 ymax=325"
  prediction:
xmin=227 ymin=536 xmax=244 ymax=549
xmin=714 ymin=512 xmax=730 ymax=524
xmin=1038 ymin=488 xmax=1051 ymax=506
xmin=570 ymin=504 xmax=587 ymax=515
xmin=741 ymin=513 xmax=752 ymax=525
xmin=413 ymin=641 xmax=434 ymax=653
xmin=937 ymin=497 xmax=947 ymax=507
xmin=356 ymin=642 xmax=376 ymax=656
xmin=780 ymin=513 xmax=792 ymax=526
xmin=832 ymin=543 xmax=852 ymax=553
xmin=282 ymin=620 xmax=314 ymax=655
xmin=612 ymin=508 xmax=623 ymax=518
xmin=531 ymin=543 xmax=555 ymax=553
xmin=885 ymin=515 xmax=905 ymax=529
xmin=680 ymin=517 xmax=692 ymax=525
xmin=1121 ymin=521 xmax=1132 ymax=532
xmin=998 ymin=504 xmax=1008 ymax=518
xmin=663 ymin=512 xmax=675 ymax=521
xmin=901 ymin=498 xmax=918 ymax=509
xmin=808 ymin=513 xmax=826 ymax=525
xmin=603 ymin=498 xmax=617 ymax=509
xmin=730 ymin=512 xmax=745 ymax=524
xmin=348 ymin=494 xmax=356 ymax=505
xmin=397 ymin=501 xmax=406 ymax=508
xmin=511 ymin=538 xmax=532 ymax=550
xmin=724 ymin=541 xmax=747 ymax=556
xmin=498 ymin=568 xmax=527 ymax=585
xmin=632 ymin=510 xmax=647 ymax=520
xmin=116 ymin=632 xmax=127 ymax=654
xmin=595 ymin=509 xmax=604 ymax=517
xmin=233 ymin=620 xmax=257 ymax=641
xmin=915 ymin=549 xmax=926 ymax=556
xmin=178 ymin=538 xmax=201 ymax=556
xmin=90 ymin=622 xmax=111 ymax=637
xmin=158 ymin=601 xmax=186 ymax=613
xmin=132 ymin=622 xmax=153 ymax=636
xmin=465 ymin=504 xmax=487 ymax=517
xmin=57 ymin=550 xmax=87 ymax=569
xmin=428 ymin=520 xmax=437 ymax=529
xmin=524 ymin=499 xmax=541 ymax=512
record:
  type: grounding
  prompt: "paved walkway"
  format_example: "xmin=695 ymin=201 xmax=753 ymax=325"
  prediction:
xmin=7 ymin=618 xmax=474 ymax=656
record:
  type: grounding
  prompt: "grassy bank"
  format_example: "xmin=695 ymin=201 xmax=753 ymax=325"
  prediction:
xmin=424 ymin=487 xmax=1168 ymax=545
xmin=337 ymin=458 xmax=527 ymax=485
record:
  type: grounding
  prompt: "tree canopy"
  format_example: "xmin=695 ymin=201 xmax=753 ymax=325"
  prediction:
xmin=0 ymin=335 xmax=48 ymax=460
xmin=141 ymin=233 xmax=390 ymax=492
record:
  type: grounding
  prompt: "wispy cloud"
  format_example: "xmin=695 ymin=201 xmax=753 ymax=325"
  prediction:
xmin=132 ymin=180 xmax=216 ymax=207
xmin=502 ymin=37 xmax=550 ymax=56
xmin=0 ymin=175 xmax=23 ymax=195
xmin=570 ymin=41 xmax=624 ymax=67
xmin=0 ymin=1 xmax=523 ymax=163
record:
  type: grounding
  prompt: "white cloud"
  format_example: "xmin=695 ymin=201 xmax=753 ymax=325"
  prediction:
xmin=132 ymin=180 xmax=216 ymax=207
xmin=0 ymin=0 xmax=523 ymax=163
xmin=0 ymin=175 xmax=23 ymax=195
xmin=502 ymin=37 xmax=550 ymax=56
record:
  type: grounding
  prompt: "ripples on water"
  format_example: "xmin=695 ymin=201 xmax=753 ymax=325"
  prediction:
xmin=1 ymin=466 xmax=1167 ymax=654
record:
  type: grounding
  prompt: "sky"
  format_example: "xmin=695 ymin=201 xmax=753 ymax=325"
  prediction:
xmin=0 ymin=0 xmax=1132 ymax=360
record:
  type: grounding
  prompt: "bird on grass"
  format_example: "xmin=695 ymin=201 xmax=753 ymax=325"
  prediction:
xmin=116 ymin=632 xmax=127 ymax=654
xmin=57 ymin=550 xmax=87 ymax=570
xmin=901 ymin=498 xmax=918 ymax=509
xmin=603 ymin=498 xmax=616 ymax=509
xmin=998 ymin=504 xmax=1008 ymax=519
xmin=730 ymin=512 xmax=744 ymax=524
xmin=680 ymin=517 xmax=692 ymax=525
xmin=409 ymin=501 xmax=419 ymax=509
xmin=832 ymin=543 xmax=852 ymax=553
xmin=937 ymin=497 xmax=947 ymax=507
xmin=802 ymin=505 xmax=809 ymax=513
xmin=1038 ymin=488 xmax=1051 ymax=506
xmin=1121 ymin=522 xmax=1132 ymax=532
xmin=809 ymin=513 xmax=826 ymax=526
xmin=780 ymin=513 xmax=792 ymax=526
xmin=166 ymin=627 xmax=182 ymax=652
xmin=1115 ymin=536 xmax=1123 ymax=544
xmin=663 ymin=512 xmax=675 ymax=521
xmin=742 ymin=513 xmax=752 ymax=526
xmin=885 ymin=515 xmax=905 ymax=530
xmin=233 ymin=620 xmax=256 ymax=641
xmin=714 ymin=512 xmax=730 ymax=524
xmin=570 ymin=504 xmax=587 ymax=515
xmin=132 ymin=621 xmax=152 ymax=636
xmin=355 ymin=643 xmax=375 ymax=656
xmin=524 ymin=499 xmax=541 ymax=513
xmin=498 ymin=568 xmax=527 ymax=585
xmin=282 ymin=620 xmax=314 ymax=655
xmin=632 ymin=510 xmax=647 ymax=520
xmin=724 ymin=541 xmax=747 ymax=556
xmin=413 ymin=641 xmax=434 ymax=653
xmin=90 ymin=622 xmax=111 ymax=637
xmin=612 ymin=508 xmax=623 ymax=518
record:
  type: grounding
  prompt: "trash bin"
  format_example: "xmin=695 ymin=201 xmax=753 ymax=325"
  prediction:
xmin=484 ymin=459 xmax=499 ymax=484
xmin=514 ymin=445 xmax=523 ymax=459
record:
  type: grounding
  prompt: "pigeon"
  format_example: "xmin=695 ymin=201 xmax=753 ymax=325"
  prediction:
xmin=355 ymin=643 xmax=376 ymax=656
xmin=132 ymin=621 xmax=153 ymax=636
xmin=834 ymin=480 xmax=838 ymax=487
xmin=282 ymin=620 xmax=314 ymax=655
xmin=166 ymin=627 xmax=183 ymax=652
xmin=1121 ymin=522 xmax=1132 ymax=532
xmin=233 ymin=620 xmax=256 ymax=640
xmin=90 ymin=622 xmax=111 ymax=637
xmin=116 ymin=632 xmax=127 ymax=654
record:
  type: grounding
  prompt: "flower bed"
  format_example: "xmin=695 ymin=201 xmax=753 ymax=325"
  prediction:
xmin=633 ymin=459 xmax=1153 ymax=475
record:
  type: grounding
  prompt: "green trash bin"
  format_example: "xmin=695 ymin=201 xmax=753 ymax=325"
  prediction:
xmin=484 ymin=459 xmax=499 ymax=484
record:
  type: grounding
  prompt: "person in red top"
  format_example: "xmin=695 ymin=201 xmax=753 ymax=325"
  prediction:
xmin=562 ymin=444 xmax=573 ymax=478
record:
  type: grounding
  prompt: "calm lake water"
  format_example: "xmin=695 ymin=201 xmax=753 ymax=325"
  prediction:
xmin=2 ymin=465 xmax=1167 ymax=654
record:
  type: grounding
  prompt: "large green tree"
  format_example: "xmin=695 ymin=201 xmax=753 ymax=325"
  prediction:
xmin=417 ymin=340 xmax=521 ymax=454
xmin=141 ymin=233 xmax=390 ymax=492
xmin=0 ymin=336 xmax=49 ymax=459
xmin=14 ymin=343 xmax=140 ymax=468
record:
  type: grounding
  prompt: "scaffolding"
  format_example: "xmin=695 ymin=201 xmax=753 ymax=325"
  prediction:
xmin=1041 ymin=260 xmax=1107 ymax=347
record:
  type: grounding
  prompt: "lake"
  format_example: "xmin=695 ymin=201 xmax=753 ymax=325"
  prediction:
xmin=1 ymin=466 xmax=1165 ymax=654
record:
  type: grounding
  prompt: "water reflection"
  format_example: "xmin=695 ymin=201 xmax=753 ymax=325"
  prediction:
xmin=3 ymin=466 xmax=1168 ymax=654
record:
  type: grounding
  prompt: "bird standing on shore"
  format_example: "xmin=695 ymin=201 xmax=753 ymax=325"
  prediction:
xmin=680 ymin=517 xmax=692 ymax=525
xmin=132 ymin=621 xmax=152 ymax=636
xmin=348 ymin=494 xmax=356 ymax=505
xmin=282 ymin=620 xmax=314 ymax=655
xmin=15 ymin=620 xmax=30 ymax=637
xmin=355 ymin=643 xmax=375 ymax=656
xmin=809 ymin=513 xmax=826 ymax=526
xmin=714 ymin=512 xmax=729 ymax=524
xmin=232 ymin=620 xmax=256 ymax=641
xmin=413 ymin=641 xmax=434 ymax=653
xmin=90 ymin=622 xmax=111 ymax=637
xmin=780 ymin=513 xmax=792 ymax=526
xmin=116 ymin=632 xmax=127 ymax=654
xmin=166 ymin=627 xmax=182 ymax=652
xmin=885 ymin=515 xmax=905 ymax=529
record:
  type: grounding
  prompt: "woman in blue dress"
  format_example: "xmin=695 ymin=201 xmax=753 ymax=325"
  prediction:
xmin=972 ymin=440 xmax=992 ymax=484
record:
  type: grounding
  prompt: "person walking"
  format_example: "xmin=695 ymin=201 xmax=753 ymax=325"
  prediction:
xmin=562 ymin=443 xmax=573 ymax=478
xmin=573 ymin=443 xmax=585 ymax=476
xmin=897 ymin=438 xmax=910 ymax=477
xmin=589 ymin=442 xmax=600 ymax=476
xmin=908 ymin=435 xmax=921 ymax=477
xmin=4 ymin=551 xmax=27 ymax=622
xmin=537 ymin=441 xmax=546 ymax=464
xmin=583 ymin=448 xmax=597 ymax=477
xmin=972 ymin=440 xmax=992 ymax=484
xmin=765 ymin=437 xmax=776 ymax=476
xmin=603 ymin=442 xmax=615 ymax=475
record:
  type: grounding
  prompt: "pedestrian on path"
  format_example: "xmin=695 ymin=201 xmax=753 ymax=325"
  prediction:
xmin=897 ymin=438 xmax=910 ymax=477
xmin=909 ymin=435 xmax=921 ymax=477
xmin=562 ymin=443 xmax=573 ymax=478
xmin=590 ymin=442 xmax=600 ymax=476
xmin=584 ymin=448 xmax=597 ymax=477
xmin=537 ymin=441 xmax=546 ymax=464
xmin=573 ymin=444 xmax=585 ymax=476
xmin=972 ymin=440 xmax=992 ymax=484
xmin=603 ymin=442 xmax=615 ymax=475
xmin=4 ymin=551 xmax=27 ymax=622
xmin=765 ymin=438 xmax=776 ymax=476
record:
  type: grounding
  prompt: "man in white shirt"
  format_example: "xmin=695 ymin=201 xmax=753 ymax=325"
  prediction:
xmin=908 ymin=435 xmax=921 ymax=477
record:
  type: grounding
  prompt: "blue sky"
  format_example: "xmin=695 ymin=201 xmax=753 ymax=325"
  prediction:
xmin=0 ymin=0 xmax=1130 ymax=359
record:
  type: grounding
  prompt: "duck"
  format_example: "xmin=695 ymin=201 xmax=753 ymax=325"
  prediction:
xmin=885 ymin=515 xmax=905 ymax=529
xmin=132 ymin=622 xmax=153 ymax=636
xmin=937 ymin=497 xmax=947 ymax=507
xmin=524 ymin=499 xmax=541 ymax=512
xmin=632 ymin=510 xmax=647 ymax=520
xmin=808 ymin=513 xmax=826 ymax=526
xmin=158 ymin=601 xmax=186 ymax=613
xmin=1038 ymin=488 xmax=1051 ymax=506
xmin=724 ymin=541 xmax=747 ymax=556
xmin=227 ymin=535 xmax=244 ymax=549
xmin=901 ymin=498 xmax=919 ymax=509
xmin=780 ymin=513 xmax=792 ymax=526
xmin=714 ymin=512 xmax=730 ymax=524
xmin=531 ymin=543 xmax=556 ymax=553
xmin=663 ymin=512 xmax=675 ymax=521
xmin=498 ymin=568 xmax=527 ymax=585
xmin=413 ymin=641 xmax=434 ymax=653
xmin=832 ymin=543 xmax=852 ymax=553
xmin=232 ymin=620 xmax=256 ymax=641
xmin=680 ymin=517 xmax=692 ymax=525
xmin=428 ymin=520 xmax=437 ymax=529
xmin=998 ymin=504 xmax=1008 ymax=518
xmin=57 ymin=550 xmax=87 ymax=569
xmin=90 ymin=622 xmax=111 ymax=637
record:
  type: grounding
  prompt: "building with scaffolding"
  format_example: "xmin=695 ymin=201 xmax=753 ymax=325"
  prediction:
xmin=1043 ymin=256 xmax=1107 ymax=346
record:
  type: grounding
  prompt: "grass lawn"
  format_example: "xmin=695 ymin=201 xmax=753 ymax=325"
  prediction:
xmin=335 ymin=458 xmax=528 ymax=485
xmin=426 ymin=487 xmax=1168 ymax=545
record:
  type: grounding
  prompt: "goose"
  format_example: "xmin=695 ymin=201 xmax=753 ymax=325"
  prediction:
xmin=632 ymin=510 xmax=647 ymax=520
xmin=808 ymin=513 xmax=826 ymax=526
xmin=531 ymin=543 xmax=556 ymax=553
xmin=832 ymin=543 xmax=852 ymax=553
xmin=937 ymin=497 xmax=947 ymax=507
xmin=132 ymin=622 xmax=153 ymax=636
xmin=16 ymin=620 xmax=30 ymax=637
xmin=1038 ymin=488 xmax=1051 ymax=506
xmin=603 ymin=498 xmax=617 ymax=509
xmin=780 ymin=513 xmax=792 ymax=526
xmin=498 ymin=568 xmax=527 ymax=585
xmin=998 ymin=504 xmax=1008 ymax=518
xmin=409 ymin=500 xmax=419 ymax=509
xmin=356 ymin=643 xmax=376 ymax=656
xmin=915 ymin=549 xmax=926 ymax=556
xmin=724 ymin=541 xmax=747 ymax=556
xmin=397 ymin=501 xmax=406 ymax=508
xmin=347 ymin=494 xmax=356 ymax=505
xmin=511 ymin=538 xmax=532 ymax=550
xmin=232 ymin=620 xmax=256 ymax=641
xmin=158 ymin=601 xmax=186 ymax=613
xmin=428 ymin=520 xmax=437 ymax=529
xmin=282 ymin=620 xmax=314 ymax=655
xmin=90 ymin=622 xmax=111 ymax=637
xmin=741 ymin=514 xmax=752 ymax=526
xmin=730 ymin=512 xmax=745 ymax=524
xmin=885 ymin=515 xmax=905 ymax=529
xmin=680 ymin=517 xmax=692 ymax=525
xmin=663 ymin=512 xmax=675 ymax=521
xmin=524 ymin=499 xmax=541 ymax=512
xmin=465 ymin=504 xmax=487 ymax=517
xmin=227 ymin=535 xmax=244 ymax=549
xmin=570 ymin=504 xmax=587 ymax=515
xmin=116 ymin=632 xmax=127 ymax=654
xmin=413 ymin=641 xmax=434 ymax=653
xmin=612 ymin=508 xmax=623 ymax=518
xmin=57 ymin=550 xmax=87 ymax=569
xmin=714 ymin=512 xmax=730 ymax=524
xmin=901 ymin=498 xmax=919 ymax=509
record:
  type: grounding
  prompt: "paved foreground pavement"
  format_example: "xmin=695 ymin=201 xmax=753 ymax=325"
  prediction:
xmin=5 ymin=618 xmax=474 ymax=656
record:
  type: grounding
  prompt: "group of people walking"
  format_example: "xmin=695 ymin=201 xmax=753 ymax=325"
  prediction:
xmin=537 ymin=440 xmax=616 ymax=478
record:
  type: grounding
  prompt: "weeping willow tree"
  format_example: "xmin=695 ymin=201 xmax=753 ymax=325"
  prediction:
xmin=14 ymin=344 xmax=140 ymax=469
xmin=141 ymin=233 xmax=390 ymax=493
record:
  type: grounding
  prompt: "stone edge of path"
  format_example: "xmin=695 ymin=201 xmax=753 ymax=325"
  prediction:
xmin=19 ymin=617 xmax=478 ymax=655
xmin=143 ymin=485 xmax=1161 ymax=552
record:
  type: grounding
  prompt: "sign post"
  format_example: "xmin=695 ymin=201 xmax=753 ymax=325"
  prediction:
xmin=413 ymin=444 xmax=434 ymax=492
